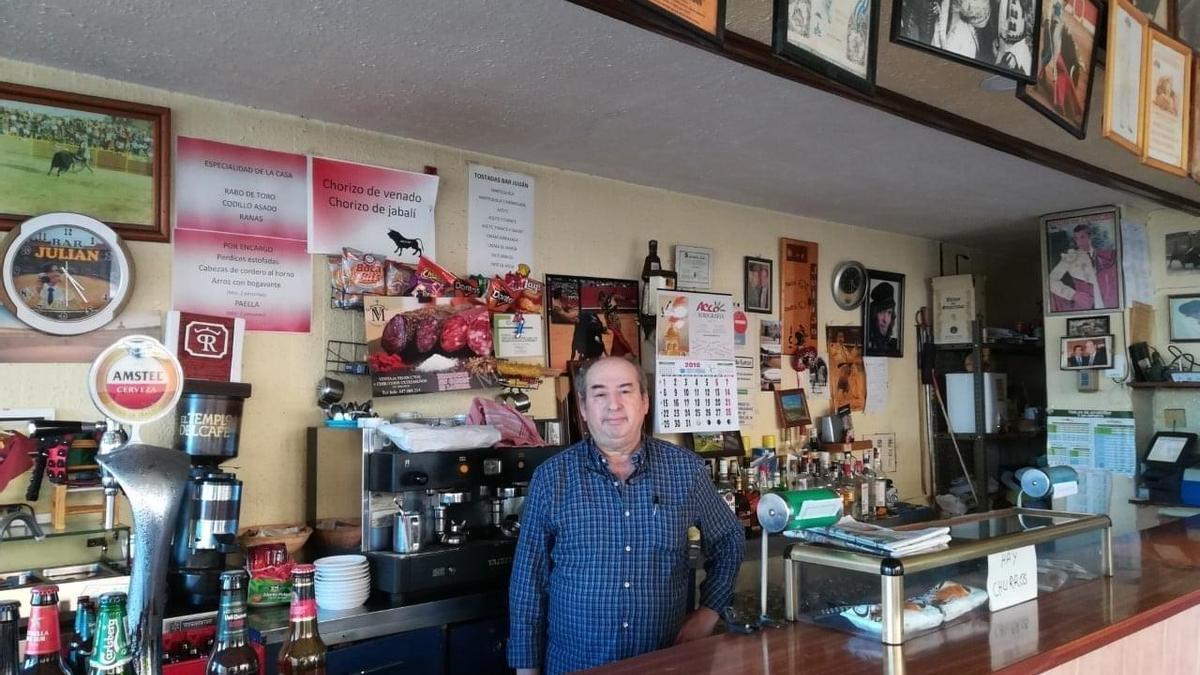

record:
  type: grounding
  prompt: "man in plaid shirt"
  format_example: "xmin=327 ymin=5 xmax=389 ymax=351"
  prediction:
xmin=508 ymin=356 xmax=745 ymax=674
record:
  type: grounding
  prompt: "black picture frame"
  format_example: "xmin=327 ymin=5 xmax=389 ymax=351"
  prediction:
xmin=744 ymin=257 xmax=774 ymax=314
xmin=1168 ymin=293 xmax=1200 ymax=341
xmin=1060 ymin=334 xmax=1115 ymax=369
xmin=630 ymin=0 xmax=728 ymax=44
xmin=863 ymin=270 xmax=904 ymax=357
xmin=1066 ymin=314 xmax=1112 ymax=336
xmin=771 ymin=0 xmax=881 ymax=94
xmin=686 ymin=431 xmax=745 ymax=455
xmin=890 ymin=0 xmax=1042 ymax=83
xmin=1017 ymin=0 xmax=1102 ymax=139
xmin=775 ymin=388 xmax=813 ymax=427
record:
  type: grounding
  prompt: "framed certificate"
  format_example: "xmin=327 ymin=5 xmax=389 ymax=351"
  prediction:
xmin=1141 ymin=29 xmax=1192 ymax=176
xmin=674 ymin=245 xmax=713 ymax=291
xmin=772 ymin=0 xmax=880 ymax=93
xmin=633 ymin=0 xmax=726 ymax=42
xmin=1104 ymin=0 xmax=1150 ymax=153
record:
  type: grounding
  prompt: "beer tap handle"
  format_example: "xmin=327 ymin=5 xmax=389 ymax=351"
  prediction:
xmin=26 ymin=420 xmax=103 ymax=438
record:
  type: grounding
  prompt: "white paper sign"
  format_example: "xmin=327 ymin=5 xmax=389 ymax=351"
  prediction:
xmin=987 ymin=545 xmax=1038 ymax=611
xmin=493 ymin=313 xmax=544 ymax=360
xmin=467 ymin=164 xmax=534 ymax=277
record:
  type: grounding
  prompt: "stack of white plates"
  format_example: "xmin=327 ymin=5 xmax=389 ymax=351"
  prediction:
xmin=313 ymin=555 xmax=370 ymax=611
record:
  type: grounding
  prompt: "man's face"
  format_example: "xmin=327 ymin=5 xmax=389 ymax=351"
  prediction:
xmin=1072 ymin=346 xmax=1083 ymax=358
xmin=1085 ymin=341 xmax=1096 ymax=356
xmin=1074 ymin=228 xmax=1092 ymax=252
xmin=580 ymin=358 xmax=649 ymax=453
xmin=875 ymin=307 xmax=894 ymax=336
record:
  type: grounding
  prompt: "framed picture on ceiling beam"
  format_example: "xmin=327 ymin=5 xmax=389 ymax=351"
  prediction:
xmin=1140 ymin=28 xmax=1192 ymax=177
xmin=890 ymin=0 xmax=1041 ymax=83
xmin=1103 ymin=0 xmax=1149 ymax=154
xmin=1017 ymin=0 xmax=1101 ymax=140
xmin=771 ymin=0 xmax=881 ymax=93
xmin=631 ymin=0 xmax=727 ymax=43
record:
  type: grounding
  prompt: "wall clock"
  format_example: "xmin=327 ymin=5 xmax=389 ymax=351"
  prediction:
xmin=831 ymin=260 xmax=867 ymax=311
xmin=0 ymin=212 xmax=134 ymax=335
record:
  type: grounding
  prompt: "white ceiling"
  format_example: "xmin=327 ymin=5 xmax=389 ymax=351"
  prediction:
xmin=0 ymin=0 xmax=1168 ymax=245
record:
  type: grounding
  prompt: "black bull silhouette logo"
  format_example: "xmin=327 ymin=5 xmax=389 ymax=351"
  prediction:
xmin=387 ymin=230 xmax=424 ymax=257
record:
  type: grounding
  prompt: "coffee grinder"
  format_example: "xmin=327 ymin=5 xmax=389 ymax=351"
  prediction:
xmin=168 ymin=379 xmax=252 ymax=609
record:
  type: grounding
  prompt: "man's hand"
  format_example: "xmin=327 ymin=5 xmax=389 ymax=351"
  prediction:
xmin=673 ymin=607 xmax=720 ymax=645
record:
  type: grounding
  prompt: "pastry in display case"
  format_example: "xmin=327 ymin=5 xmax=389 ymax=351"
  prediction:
xmin=783 ymin=508 xmax=1112 ymax=644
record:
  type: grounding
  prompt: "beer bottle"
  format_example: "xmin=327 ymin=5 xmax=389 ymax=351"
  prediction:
xmin=86 ymin=593 xmax=133 ymax=675
xmin=1 ymin=600 xmax=20 ymax=675
xmin=66 ymin=596 xmax=96 ymax=675
xmin=20 ymin=586 xmax=69 ymax=674
xmin=277 ymin=565 xmax=326 ymax=675
xmin=206 ymin=571 xmax=259 ymax=674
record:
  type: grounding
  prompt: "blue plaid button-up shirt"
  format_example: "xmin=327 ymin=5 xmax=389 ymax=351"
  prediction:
xmin=508 ymin=437 xmax=744 ymax=674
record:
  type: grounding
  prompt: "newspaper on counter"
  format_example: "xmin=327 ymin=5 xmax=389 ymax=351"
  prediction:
xmin=784 ymin=516 xmax=951 ymax=557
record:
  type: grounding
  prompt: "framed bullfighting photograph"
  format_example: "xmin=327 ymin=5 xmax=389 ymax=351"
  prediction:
xmin=0 ymin=82 xmax=171 ymax=242
xmin=545 ymin=274 xmax=641 ymax=372
xmin=772 ymin=0 xmax=881 ymax=93
xmin=1017 ymin=0 xmax=1101 ymax=139
xmin=863 ymin=270 xmax=904 ymax=357
xmin=891 ymin=0 xmax=1041 ymax=82
xmin=1041 ymin=206 xmax=1124 ymax=316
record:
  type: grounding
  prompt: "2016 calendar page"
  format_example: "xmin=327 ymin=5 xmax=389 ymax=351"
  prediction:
xmin=654 ymin=290 xmax=739 ymax=434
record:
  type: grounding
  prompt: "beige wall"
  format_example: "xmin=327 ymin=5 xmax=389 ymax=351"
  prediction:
xmin=0 ymin=57 xmax=939 ymax=528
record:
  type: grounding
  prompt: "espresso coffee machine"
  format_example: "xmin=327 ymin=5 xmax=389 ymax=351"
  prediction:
xmin=362 ymin=430 xmax=561 ymax=602
xmin=168 ymin=380 xmax=252 ymax=608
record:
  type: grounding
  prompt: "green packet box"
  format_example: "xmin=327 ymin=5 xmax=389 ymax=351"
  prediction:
xmin=247 ymin=576 xmax=292 ymax=607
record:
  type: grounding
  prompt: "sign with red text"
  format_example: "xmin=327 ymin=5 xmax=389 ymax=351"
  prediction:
xmin=654 ymin=290 xmax=738 ymax=434
xmin=173 ymin=138 xmax=311 ymax=332
xmin=308 ymin=156 xmax=439 ymax=261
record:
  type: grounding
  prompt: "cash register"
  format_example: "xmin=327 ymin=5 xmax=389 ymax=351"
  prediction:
xmin=1141 ymin=432 xmax=1199 ymax=503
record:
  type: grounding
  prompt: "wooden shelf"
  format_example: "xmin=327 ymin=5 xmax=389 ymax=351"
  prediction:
xmin=1130 ymin=381 xmax=1200 ymax=389
xmin=820 ymin=441 xmax=873 ymax=452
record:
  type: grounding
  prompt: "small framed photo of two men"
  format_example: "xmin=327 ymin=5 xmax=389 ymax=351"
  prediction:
xmin=744 ymin=256 xmax=774 ymax=314
xmin=863 ymin=270 xmax=904 ymax=357
xmin=1060 ymin=334 xmax=1114 ymax=369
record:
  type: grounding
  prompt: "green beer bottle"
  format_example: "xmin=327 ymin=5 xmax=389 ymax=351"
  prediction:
xmin=86 ymin=593 xmax=133 ymax=675
xmin=206 ymin=571 xmax=259 ymax=674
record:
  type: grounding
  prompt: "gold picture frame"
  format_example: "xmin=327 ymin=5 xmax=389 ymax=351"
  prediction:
xmin=1104 ymin=0 xmax=1150 ymax=153
xmin=1140 ymin=29 xmax=1193 ymax=176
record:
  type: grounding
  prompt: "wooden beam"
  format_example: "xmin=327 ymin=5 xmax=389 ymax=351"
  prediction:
xmin=566 ymin=0 xmax=1200 ymax=216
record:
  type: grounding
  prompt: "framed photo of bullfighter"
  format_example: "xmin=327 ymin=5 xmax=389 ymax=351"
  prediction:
xmin=0 ymin=82 xmax=171 ymax=242
xmin=891 ymin=0 xmax=1041 ymax=82
xmin=545 ymin=274 xmax=641 ymax=372
xmin=1041 ymin=205 xmax=1124 ymax=316
xmin=1017 ymin=0 xmax=1102 ymax=139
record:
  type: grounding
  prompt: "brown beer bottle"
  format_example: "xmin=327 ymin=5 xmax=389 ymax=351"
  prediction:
xmin=20 ymin=586 xmax=70 ymax=674
xmin=206 ymin=571 xmax=259 ymax=674
xmin=1 ymin=600 xmax=20 ymax=675
xmin=276 ymin=565 xmax=326 ymax=675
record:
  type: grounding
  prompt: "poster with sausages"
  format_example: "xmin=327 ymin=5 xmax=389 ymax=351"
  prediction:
xmin=364 ymin=296 xmax=497 ymax=396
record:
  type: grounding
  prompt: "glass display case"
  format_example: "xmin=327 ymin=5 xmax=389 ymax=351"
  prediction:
xmin=783 ymin=508 xmax=1112 ymax=644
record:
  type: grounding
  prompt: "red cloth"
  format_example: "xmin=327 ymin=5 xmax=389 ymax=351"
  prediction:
xmin=0 ymin=433 xmax=35 ymax=493
xmin=467 ymin=397 xmax=545 ymax=447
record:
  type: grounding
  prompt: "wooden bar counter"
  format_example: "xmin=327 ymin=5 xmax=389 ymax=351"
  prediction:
xmin=586 ymin=516 xmax=1200 ymax=674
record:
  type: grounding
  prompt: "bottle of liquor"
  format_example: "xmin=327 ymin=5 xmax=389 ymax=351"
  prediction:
xmin=206 ymin=570 xmax=259 ymax=674
xmin=277 ymin=565 xmax=326 ymax=674
xmin=21 ymin=586 xmax=70 ymax=675
xmin=67 ymin=597 xmax=96 ymax=675
xmin=640 ymin=240 xmax=663 ymax=281
xmin=856 ymin=455 xmax=872 ymax=520
xmin=87 ymin=593 xmax=133 ymax=675
xmin=1 ymin=600 xmax=19 ymax=675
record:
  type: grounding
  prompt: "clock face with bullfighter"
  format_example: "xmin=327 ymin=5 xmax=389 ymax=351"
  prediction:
xmin=0 ymin=213 xmax=134 ymax=335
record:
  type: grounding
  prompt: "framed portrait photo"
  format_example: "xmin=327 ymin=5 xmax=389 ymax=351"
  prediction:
xmin=1060 ymin=334 xmax=1115 ymax=369
xmin=775 ymin=388 xmax=812 ymax=427
xmin=1141 ymin=29 xmax=1192 ymax=176
xmin=1017 ymin=0 xmax=1101 ymax=139
xmin=1104 ymin=0 xmax=1150 ymax=153
xmin=1041 ymin=206 xmax=1124 ymax=316
xmin=1168 ymin=293 xmax=1200 ymax=341
xmin=1066 ymin=314 xmax=1112 ymax=336
xmin=0 ymin=82 xmax=171 ymax=242
xmin=863 ymin=270 xmax=904 ymax=358
xmin=891 ymin=0 xmax=1041 ymax=82
xmin=772 ymin=0 xmax=881 ymax=93
xmin=744 ymin=256 xmax=774 ymax=314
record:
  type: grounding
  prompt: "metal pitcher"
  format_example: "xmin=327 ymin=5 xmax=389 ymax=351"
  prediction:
xmin=392 ymin=511 xmax=422 ymax=553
